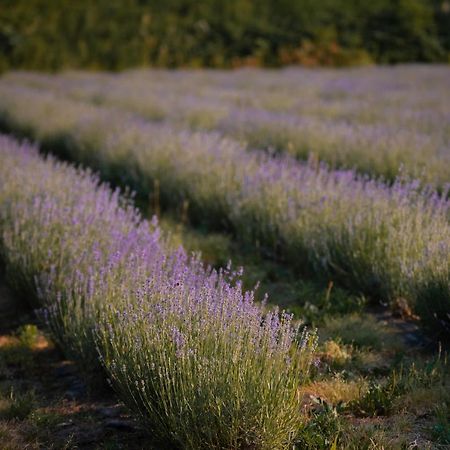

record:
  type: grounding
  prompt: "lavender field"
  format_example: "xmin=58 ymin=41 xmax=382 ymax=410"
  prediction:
xmin=0 ymin=67 xmax=449 ymax=449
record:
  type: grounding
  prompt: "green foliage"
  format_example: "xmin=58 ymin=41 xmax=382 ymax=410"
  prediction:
xmin=320 ymin=314 xmax=399 ymax=351
xmin=352 ymin=376 xmax=403 ymax=417
xmin=295 ymin=397 xmax=343 ymax=449
xmin=363 ymin=0 xmax=445 ymax=63
xmin=0 ymin=388 xmax=36 ymax=421
xmin=432 ymin=402 xmax=450 ymax=444
xmin=0 ymin=0 xmax=447 ymax=71
xmin=16 ymin=324 xmax=39 ymax=349
xmin=350 ymin=356 xmax=448 ymax=417
xmin=0 ymin=327 xmax=42 ymax=373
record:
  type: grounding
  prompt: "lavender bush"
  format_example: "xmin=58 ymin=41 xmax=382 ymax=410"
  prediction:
xmin=0 ymin=133 xmax=166 ymax=366
xmin=97 ymin=273 xmax=317 ymax=449
xmin=0 ymin=85 xmax=448 ymax=333
xmin=0 ymin=134 xmax=317 ymax=448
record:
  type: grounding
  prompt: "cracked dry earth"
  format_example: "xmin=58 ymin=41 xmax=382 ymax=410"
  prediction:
xmin=0 ymin=272 xmax=148 ymax=449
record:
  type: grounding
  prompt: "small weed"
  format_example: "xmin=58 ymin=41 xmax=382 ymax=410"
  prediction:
xmin=0 ymin=343 xmax=33 ymax=371
xmin=431 ymin=402 xmax=450 ymax=444
xmin=0 ymin=388 xmax=36 ymax=420
xmin=16 ymin=324 xmax=39 ymax=349
xmin=101 ymin=439 xmax=122 ymax=450
xmin=295 ymin=397 xmax=343 ymax=449
xmin=350 ymin=355 xmax=447 ymax=417
xmin=319 ymin=339 xmax=353 ymax=369
xmin=0 ymin=324 xmax=43 ymax=372
xmin=30 ymin=410 xmax=61 ymax=428
xmin=351 ymin=376 xmax=403 ymax=417
xmin=266 ymin=280 xmax=366 ymax=325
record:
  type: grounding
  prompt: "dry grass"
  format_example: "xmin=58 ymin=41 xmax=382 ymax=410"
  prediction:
xmin=302 ymin=376 xmax=367 ymax=405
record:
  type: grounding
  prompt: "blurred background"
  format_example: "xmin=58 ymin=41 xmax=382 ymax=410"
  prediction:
xmin=1 ymin=0 xmax=450 ymax=71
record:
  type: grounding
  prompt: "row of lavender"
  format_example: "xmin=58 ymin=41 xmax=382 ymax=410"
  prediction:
xmin=4 ymin=66 xmax=450 ymax=187
xmin=0 ymin=134 xmax=316 ymax=449
xmin=0 ymin=84 xmax=448 ymax=334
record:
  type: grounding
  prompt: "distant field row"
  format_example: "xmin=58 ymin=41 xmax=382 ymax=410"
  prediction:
xmin=4 ymin=66 xmax=450 ymax=188
xmin=0 ymin=70 xmax=448 ymax=335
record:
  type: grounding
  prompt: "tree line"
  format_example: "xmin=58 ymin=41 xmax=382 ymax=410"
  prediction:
xmin=1 ymin=0 xmax=449 ymax=70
